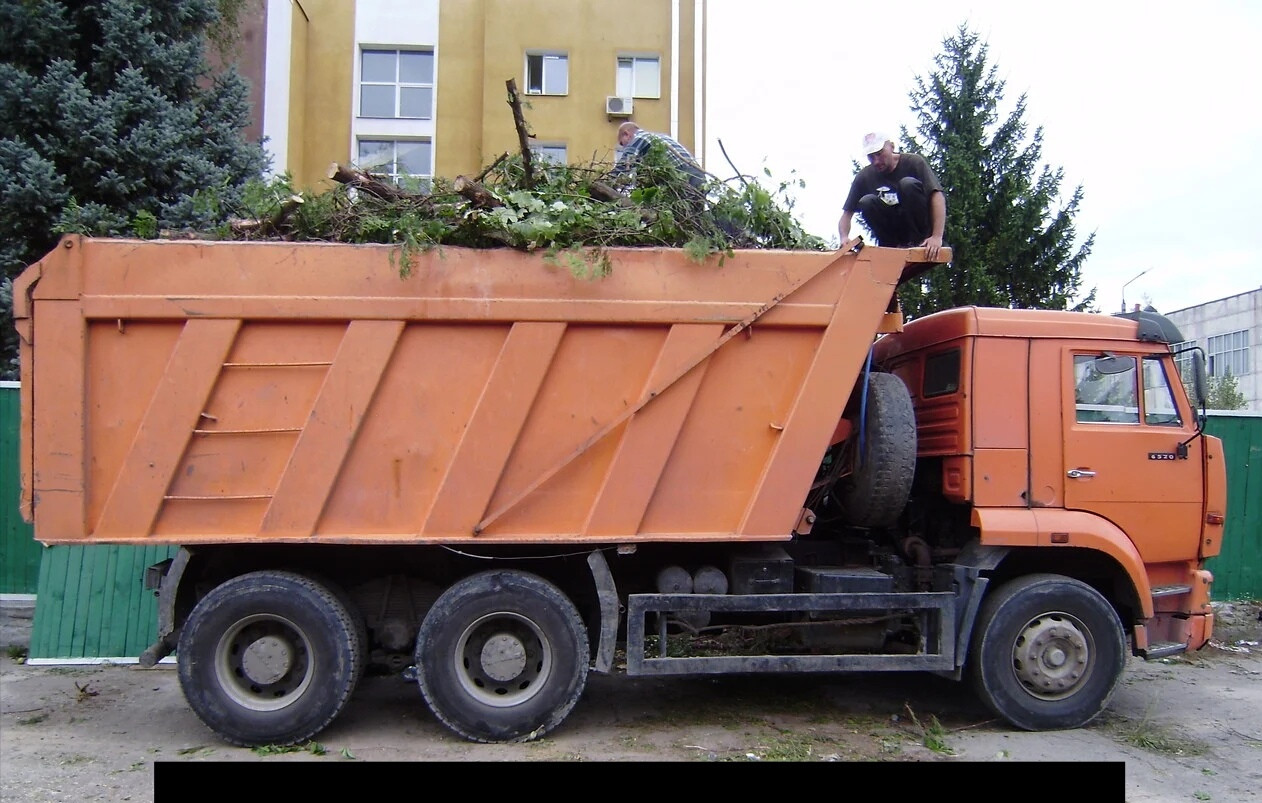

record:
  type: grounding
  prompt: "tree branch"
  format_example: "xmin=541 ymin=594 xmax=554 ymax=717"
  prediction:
xmin=505 ymin=79 xmax=535 ymax=189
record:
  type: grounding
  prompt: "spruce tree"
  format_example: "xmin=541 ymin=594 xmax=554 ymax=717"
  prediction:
xmin=0 ymin=0 xmax=268 ymax=378
xmin=893 ymin=24 xmax=1096 ymax=318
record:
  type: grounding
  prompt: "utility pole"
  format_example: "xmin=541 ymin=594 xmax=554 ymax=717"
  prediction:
xmin=1121 ymin=269 xmax=1150 ymax=312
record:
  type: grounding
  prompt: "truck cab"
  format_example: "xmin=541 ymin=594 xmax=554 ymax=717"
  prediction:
xmin=873 ymin=306 xmax=1226 ymax=658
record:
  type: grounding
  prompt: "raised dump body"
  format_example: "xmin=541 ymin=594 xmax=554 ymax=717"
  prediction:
xmin=15 ymin=235 xmax=911 ymax=546
xmin=15 ymin=236 xmax=1226 ymax=749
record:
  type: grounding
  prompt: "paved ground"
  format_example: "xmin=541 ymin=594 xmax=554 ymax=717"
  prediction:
xmin=0 ymin=600 xmax=1258 ymax=802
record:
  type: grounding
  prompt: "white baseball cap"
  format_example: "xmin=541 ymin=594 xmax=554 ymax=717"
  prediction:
xmin=861 ymin=132 xmax=890 ymax=155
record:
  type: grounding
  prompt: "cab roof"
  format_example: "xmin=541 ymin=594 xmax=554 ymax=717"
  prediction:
xmin=876 ymin=306 xmax=1182 ymax=358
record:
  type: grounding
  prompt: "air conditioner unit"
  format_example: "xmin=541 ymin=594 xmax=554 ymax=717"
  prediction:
xmin=605 ymin=96 xmax=633 ymax=116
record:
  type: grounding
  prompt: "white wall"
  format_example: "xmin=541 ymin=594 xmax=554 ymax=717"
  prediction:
xmin=1166 ymin=287 xmax=1261 ymax=411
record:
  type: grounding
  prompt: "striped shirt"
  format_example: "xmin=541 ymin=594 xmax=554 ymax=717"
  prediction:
xmin=612 ymin=131 xmax=704 ymax=186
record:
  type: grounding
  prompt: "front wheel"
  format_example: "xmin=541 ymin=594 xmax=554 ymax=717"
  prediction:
xmin=176 ymin=570 xmax=363 ymax=746
xmin=968 ymin=573 xmax=1126 ymax=731
xmin=414 ymin=570 xmax=589 ymax=743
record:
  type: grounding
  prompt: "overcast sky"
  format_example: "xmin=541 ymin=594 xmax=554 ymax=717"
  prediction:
xmin=702 ymin=0 xmax=1262 ymax=314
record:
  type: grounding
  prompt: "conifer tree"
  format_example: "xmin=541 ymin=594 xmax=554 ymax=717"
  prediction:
xmin=893 ymin=24 xmax=1096 ymax=318
xmin=0 ymin=0 xmax=267 ymax=378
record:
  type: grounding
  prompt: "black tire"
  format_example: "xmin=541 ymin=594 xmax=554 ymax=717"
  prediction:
xmin=834 ymin=371 xmax=916 ymax=528
xmin=175 ymin=570 xmax=363 ymax=747
xmin=298 ymin=570 xmax=369 ymax=684
xmin=414 ymin=570 xmax=589 ymax=743
xmin=968 ymin=573 xmax=1127 ymax=731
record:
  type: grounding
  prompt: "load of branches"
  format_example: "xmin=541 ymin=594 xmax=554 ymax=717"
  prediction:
xmin=195 ymin=80 xmax=827 ymax=277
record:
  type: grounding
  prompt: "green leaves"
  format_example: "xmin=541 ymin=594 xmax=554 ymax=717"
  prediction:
xmin=216 ymin=146 xmax=824 ymax=282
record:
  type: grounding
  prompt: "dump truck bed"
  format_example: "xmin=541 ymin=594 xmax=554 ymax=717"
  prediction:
xmin=16 ymin=236 xmax=928 ymax=546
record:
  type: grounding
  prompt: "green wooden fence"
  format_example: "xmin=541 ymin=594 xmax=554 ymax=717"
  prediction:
xmin=0 ymin=382 xmax=40 ymax=594
xmin=1203 ymin=412 xmax=1261 ymax=601
xmin=3 ymin=377 xmax=1259 ymax=659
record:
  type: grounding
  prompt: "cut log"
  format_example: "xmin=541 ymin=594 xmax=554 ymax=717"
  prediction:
xmin=228 ymin=194 xmax=305 ymax=236
xmin=589 ymin=181 xmax=628 ymax=204
xmin=327 ymin=162 xmax=413 ymax=202
xmin=453 ymin=176 xmax=503 ymax=208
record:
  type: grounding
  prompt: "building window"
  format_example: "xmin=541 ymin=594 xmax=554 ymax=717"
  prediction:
xmin=530 ymin=144 xmax=567 ymax=165
xmin=525 ymin=53 xmax=568 ymax=95
xmin=616 ymin=55 xmax=660 ymax=98
xmin=360 ymin=49 xmax=434 ymax=119
xmin=1171 ymin=339 xmax=1197 ymax=383
xmin=357 ymin=139 xmax=432 ymax=190
xmin=1207 ymin=330 xmax=1249 ymax=377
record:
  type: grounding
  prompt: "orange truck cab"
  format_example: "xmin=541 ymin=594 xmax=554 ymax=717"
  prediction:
xmin=14 ymin=236 xmax=1226 ymax=747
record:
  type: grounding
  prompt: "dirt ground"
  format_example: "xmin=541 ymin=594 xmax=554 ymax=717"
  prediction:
xmin=1 ymin=600 xmax=1258 ymax=801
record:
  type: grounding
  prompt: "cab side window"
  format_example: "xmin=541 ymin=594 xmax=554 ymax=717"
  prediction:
xmin=1142 ymin=356 xmax=1183 ymax=426
xmin=1074 ymin=355 xmax=1139 ymax=423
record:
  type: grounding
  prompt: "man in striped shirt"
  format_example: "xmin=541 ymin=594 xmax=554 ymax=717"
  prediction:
xmin=611 ymin=122 xmax=705 ymax=188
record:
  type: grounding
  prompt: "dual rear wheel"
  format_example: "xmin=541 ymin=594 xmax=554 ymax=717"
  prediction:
xmin=177 ymin=568 xmax=589 ymax=746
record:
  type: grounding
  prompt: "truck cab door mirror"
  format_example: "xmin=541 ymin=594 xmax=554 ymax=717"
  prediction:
xmin=1190 ymin=351 xmax=1208 ymax=410
xmin=1093 ymin=354 xmax=1132 ymax=375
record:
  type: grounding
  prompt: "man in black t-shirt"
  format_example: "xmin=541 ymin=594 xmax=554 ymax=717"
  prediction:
xmin=838 ymin=132 xmax=945 ymax=261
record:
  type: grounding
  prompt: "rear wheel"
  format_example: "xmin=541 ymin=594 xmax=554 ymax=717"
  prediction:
xmin=176 ymin=570 xmax=363 ymax=746
xmin=414 ymin=570 xmax=589 ymax=743
xmin=969 ymin=573 xmax=1126 ymax=730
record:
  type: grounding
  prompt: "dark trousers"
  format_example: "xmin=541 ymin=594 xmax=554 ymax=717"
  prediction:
xmin=857 ymin=177 xmax=931 ymax=247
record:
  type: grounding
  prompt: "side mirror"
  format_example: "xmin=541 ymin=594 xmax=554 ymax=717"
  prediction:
xmin=1093 ymin=355 xmax=1132 ymax=375
xmin=1191 ymin=351 xmax=1208 ymax=410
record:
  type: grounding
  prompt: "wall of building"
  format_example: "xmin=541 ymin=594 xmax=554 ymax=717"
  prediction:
xmin=1166 ymin=288 xmax=1260 ymax=411
xmin=262 ymin=0 xmax=704 ymax=189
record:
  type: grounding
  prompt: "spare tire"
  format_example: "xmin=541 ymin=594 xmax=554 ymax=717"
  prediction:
xmin=833 ymin=371 xmax=916 ymax=528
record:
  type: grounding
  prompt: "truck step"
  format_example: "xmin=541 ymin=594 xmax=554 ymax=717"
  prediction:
xmin=1143 ymin=641 xmax=1188 ymax=659
xmin=1150 ymin=584 xmax=1192 ymax=599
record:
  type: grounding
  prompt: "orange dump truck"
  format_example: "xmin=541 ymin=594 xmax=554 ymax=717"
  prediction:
xmin=14 ymin=235 xmax=1226 ymax=746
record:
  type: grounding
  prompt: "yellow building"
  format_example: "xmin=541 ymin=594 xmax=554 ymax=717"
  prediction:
xmin=259 ymin=0 xmax=706 ymax=190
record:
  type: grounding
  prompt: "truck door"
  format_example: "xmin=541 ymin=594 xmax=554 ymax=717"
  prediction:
xmin=1062 ymin=350 xmax=1203 ymax=562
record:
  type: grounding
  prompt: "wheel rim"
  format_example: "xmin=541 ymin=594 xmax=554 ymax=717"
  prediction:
xmin=214 ymin=613 xmax=315 ymax=712
xmin=1009 ymin=611 xmax=1095 ymax=701
xmin=453 ymin=611 xmax=552 ymax=708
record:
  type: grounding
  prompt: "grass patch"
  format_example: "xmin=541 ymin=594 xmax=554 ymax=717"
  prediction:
xmin=902 ymin=704 xmax=956 ymax=755
xmin=251 ymin=741 xmax=327 ymax=757
xmin=6 ymin=645 xmax=28 ymax=661
xmin=1107 ymin=715 xmax=1209 ymax=757
xmin=59 ymin=755 xmax=94 ymax=765
xmin=17 ymin=712 xmax=48 ymax=725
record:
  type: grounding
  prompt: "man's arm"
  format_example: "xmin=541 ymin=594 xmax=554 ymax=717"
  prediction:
xmin=920 ymin=191 xmax=946 ymax=261
xmin=609 ymin=135 xmax=647 ymax=179
xmin=838 ymin=210 xmax=856 ymax=244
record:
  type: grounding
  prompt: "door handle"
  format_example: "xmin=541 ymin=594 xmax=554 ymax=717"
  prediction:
xmin=1067 ymin=468 xmax=1097 ymax=479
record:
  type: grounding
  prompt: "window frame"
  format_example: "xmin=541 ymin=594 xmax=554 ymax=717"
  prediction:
xmin=529 ymin=143 xmax=568 ymax=166
xmin=525 ymin=51 xmax=569 ymax=96
xmin=1207 ymin=329 xmax=1249 ymax=378
xmin=616 ymin=54 xmax=661 ymax=99
xmin=359 ymin=48 xmax=435 ymax=120
xmin=356 ymin=138 xmax=433 ymax=191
